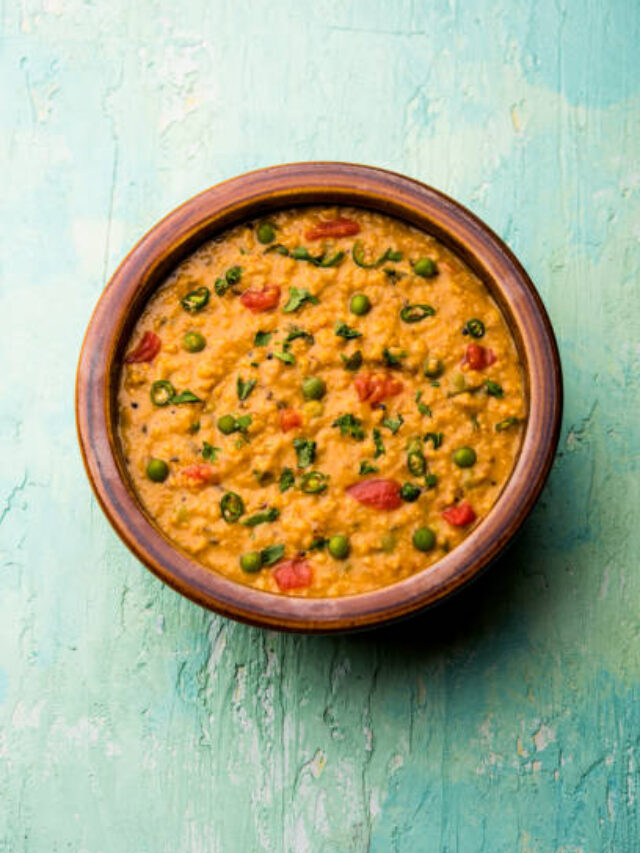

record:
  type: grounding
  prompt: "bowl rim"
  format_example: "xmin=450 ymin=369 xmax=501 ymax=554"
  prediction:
xmin=76 ymin=161 xmax=563 ymax=633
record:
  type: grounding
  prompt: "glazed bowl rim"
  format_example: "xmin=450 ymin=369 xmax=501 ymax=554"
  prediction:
xmin=76 ymin=161 xmax=562 ymax=633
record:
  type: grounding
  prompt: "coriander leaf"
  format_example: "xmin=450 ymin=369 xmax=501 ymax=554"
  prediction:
xmin=171 ymin=390 xmax=202 ymax=404
xmin=425 ymin=473 xmax=439 ymax=488
xmin=415 ymin=390 xmax=432 ymax=417
xmin=273 ymin=347 xmax=296 ymax=365
xmin=237 ymin=376 xmax=257 ymax=401
xmin=279 ymin=467 xmax=295 ymax=492
xmin=293 ymin=438 xmax=316 ymax=468
xmin=242 ymin=508 xmax=280 ymax=527
xmin=253 ymin=470 xmax=274 ymax=486
xmin=309 ymin=536 xmax=327 ymax=551
xmin=236 ymin=414 xmax=252 ymax=432
xmin=484 ymin=379 xmax=504 ymax=397
xmin=334 ymin=321 xmax=362 ymax=340
xmin=382 ymin=348 xmax=407 ymax=369
xmin=225 ymin=265 xmax=242 ymax=285
xmin=382 ymin=413 xmax=404 ymax=434
xmin=202 ymin=442 xmax=221 ymax=462
xmin=254 ymin=330 xmax=273 ymax=346
xmin=260 ymin=544 xmax=285 ymax=566
xmin=283 ymin=287 xmax=319 ymax=313
xmin=341 ymin=351 xmax=363 ymax=372
xmin=359 ymin=460 xmax=379 ymax=475
xmin=332 ymin=413 xmax=365 ymax=441
xmin=373 ymin=428 xmax=385 ymax=458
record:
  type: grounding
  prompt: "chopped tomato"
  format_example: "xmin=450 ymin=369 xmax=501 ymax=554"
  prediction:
xmin=347 ymin=478 xmax=403 ymax=510
xmin=240 ymin=284 xmax=281 ymax=312
xmin=441 ymin=501 xmax=477 ymax=526
xmin=462 ymin=343 xmax=496 ymax=370
xmin=279 ymin=408 xmax=303 ymax=432
xmin=305 ymin=217 xmax=361 ymax=241
xmin=354 ymin=373 xmax=404 ymax=406
xmin=125 ymin=331 xmax=161 ymax=363
xmin=181 ymin=464 xmax=218 ymax=485
xmin=273 ymin=557 xmax=312 ymax=591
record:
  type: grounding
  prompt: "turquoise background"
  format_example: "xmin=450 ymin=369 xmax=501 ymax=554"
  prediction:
xmin=1 ymin=1 xmax=639 ymax=850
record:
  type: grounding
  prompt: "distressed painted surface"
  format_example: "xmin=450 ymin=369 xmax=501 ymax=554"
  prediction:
xmin=1 ymin=1 xmax=639 ymax=850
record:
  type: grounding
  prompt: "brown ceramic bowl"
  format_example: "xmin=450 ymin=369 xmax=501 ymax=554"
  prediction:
xmin=76 ymin=162 xmax=562 ymax=633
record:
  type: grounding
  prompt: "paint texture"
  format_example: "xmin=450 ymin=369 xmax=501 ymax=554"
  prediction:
xmin=1 ymin=1 xmax=639 ymax=850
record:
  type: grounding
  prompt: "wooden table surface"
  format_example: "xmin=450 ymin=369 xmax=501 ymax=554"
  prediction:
xmin=1 ymin=1 xmax=639 ymax=850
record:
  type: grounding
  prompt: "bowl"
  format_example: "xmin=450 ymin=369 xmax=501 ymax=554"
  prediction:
xmin=76 ymin=162 xmax=562 ymax=632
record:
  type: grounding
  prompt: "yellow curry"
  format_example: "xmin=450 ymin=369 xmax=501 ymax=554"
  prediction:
xmin=118 ymin=207 xmax=526 ymax=596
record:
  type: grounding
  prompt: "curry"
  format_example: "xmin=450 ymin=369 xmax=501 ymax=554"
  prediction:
xmin=118 ymin=207 xmax=526 ymax=596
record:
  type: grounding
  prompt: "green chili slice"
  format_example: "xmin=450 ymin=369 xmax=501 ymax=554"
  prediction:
xmin=407 ymin=450 xmax=427 ymax=477
xmin=150 ymin=380 xmax=176 ymax=407
xmin=300 ymin=471 xmax=330 ymax=494
xmin=220 ymin=491 xmax=245 ymax=523
xmin=400 ymin=304 xmax=436 ymax=323
xmin=352 ymin=241 xmax=402 ymax=269
xmin=463 ymin=318 xmax=485 ymax=338
xmin=180 ymin=286 xmax=210 ymax=313
xmin=495 ymin=417 xmax=520 ymax=432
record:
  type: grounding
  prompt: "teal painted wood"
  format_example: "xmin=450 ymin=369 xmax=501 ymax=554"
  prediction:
xmin=1 ymin=1 xmax=639 ymax=850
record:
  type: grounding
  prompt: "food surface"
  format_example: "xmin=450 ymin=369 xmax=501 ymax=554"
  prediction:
xmin=118 ymin=207 xmax=526 ymax=596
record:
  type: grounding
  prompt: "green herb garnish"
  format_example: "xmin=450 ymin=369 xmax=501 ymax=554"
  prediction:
xmin=237 ymin=377 xmax=257 ymax=401
xmin=284 ymin=325 xmax=314 ymax=345
xmin=260 ymin=544 xmax=285 ymax=566
xmin=382 ymin=413 xmax=404 ymax=434
xmin=279 ymin=467 xmax=296 ymax=492
xmin=373 ymin=428 xmax=385 ymax=458
xmin=332 ymin=413 xmax=365 ymax=441
xmin=335 ymin=321 xmax=362 ymax=340
xmin=341 ymin=351 xmax=363 ymax=371
xmin=202 ymin=442 xmax=221 ymax=462
xmin=293 ymin=438 xmax=316 ymax=468
xmin=484 ymin=379 xmax=504 ymax=397
xmin=242 ymin=508 xmax=280 ymax=527
xmin=254 ymin=330 xmax=273 ymax=347
xmin=283 ymin=287 xmax=319 ymax=313
xmin=359 ymin=461 xmax=379 ymax=475
xmin=382 ymin=348 xmax=406 ymax=369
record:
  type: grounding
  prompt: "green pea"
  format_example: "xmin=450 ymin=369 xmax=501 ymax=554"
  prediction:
xmin=328 ymin=535 xmax=350 ymax=560
xmin=302 ymin=376 xmax=326 ymax=401
xmin=452 ymin=446 xmax=477 ymax=468
xmin=240 ymin=551 xmax=263 ymax=573
xmin=413 ymin=527 xmax=436 ymax=552
xmin=423 ymin=357 xmax=444 ymax=379
xmin=146 ymin=458 xmax=169 ymax=483
xmin=413 ymin=257 xmax=438 ymax=278
xmin=349 ymin=293 xmax=371 ymax=316
xmin=217 ymin=414 xmax=236 ymax=435
xmin=183 ymin=331 xmax=206 ymax=353
xmin=257 ymin=222 xmax=276 ymax=244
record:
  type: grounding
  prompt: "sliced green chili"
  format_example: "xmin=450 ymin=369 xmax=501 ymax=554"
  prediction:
xmin=181 ymin=286 xmax=210 ymax=313
xmin=400 ymin=304 xmax=436 ymax=323
xmin=400 ymin=482 xmax=421 ymax=502
xmin=484 ymin=379 xmax=504 ymax=397
xmin=495 ymin=417 xmax=521 ymax=432
xmin=150 ymin=380 xmax=175 ymax=407
xmin=407 ymin=449 xmax=427 ymax=477
xmin=220 ymin=491 xmax=245 ymax=523
xmin=300 ymin=471 xmax=330 ymax=494
xmin=463 ymin=318 xmax=485 ymax=338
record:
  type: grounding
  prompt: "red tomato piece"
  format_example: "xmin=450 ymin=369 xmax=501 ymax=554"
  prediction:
xmin=305 ymin=217 xmax=361 ymax=240
xmin=462 ymin=343 xmax=497 ymax=370
xmin=125 ymin=331 xmax=161 ymax=363
xmin=346 ymin=478 xmax=403 ymax=510
xmin=441 ymin=501 xmax=477 ymax=527
xmin=354 ymin=373 xmax=404 ymax=406
xmin=279 ymin=408 xmax=303 ymax=432
xmin=273 ymin=558 xmax=312 ymax=591
xmin=181 ymin=464 xmax=218 ymax=485
xmin=240 ymin=284 xmax=281 ymax=312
